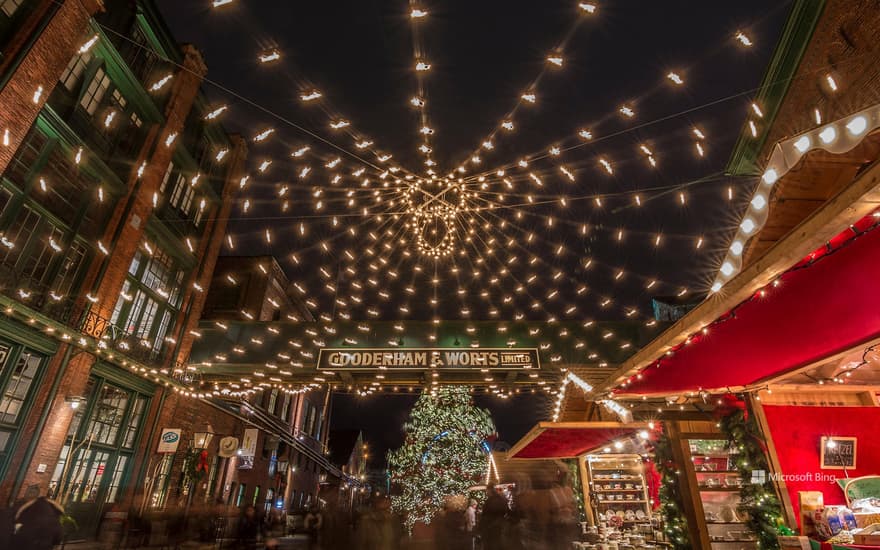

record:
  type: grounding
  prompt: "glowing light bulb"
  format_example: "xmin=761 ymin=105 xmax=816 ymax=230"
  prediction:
xmin=619 ymin=105 xmax=634 ymax=117
xmin=547 ymin=55 xmax=563 ymax=66
xmin=720 ymin=261 xmax=735 ymax=276
xmin=599 ymin=158 xmax=613 ymax=174
xmin=740 ymin=218 xmax=756 ymax=234
xmin=410 ymin=96 xmax=425 ymax=107
xmin=149 ymin=74 xmax=173 ymax=91
xmin=415 ymin=61 xmax=431 ymax=71
xmin=819 ymin=126 xmax=837 ymax=144
xmin=78 ymin=34 xmax=99 ymax=54
xmin=420 ymin=126 xmax=434 ymax=135
xmin=300 ymin=90 xmax=322 ymax=101
xmin=730 ymin=240 xmax=744 ymax=256
xmin=212 ymin=0 xmax=234 ymax=6
xmin=846 ymin=115 xmax=867 ymax=136
xmin=578 ymin=129 xmax=592 ymax=140
xmin=254 ymin=128 xmax=274 ymax=142
xmin=793 ymin=135 xmax=811 ymax=152
xmin=667 ymin=72 xmax=683 ymax=85
xmin=330 ymin=120 xmax=350 ymax=130
xmin=735 ymin=31 xmax=752 ymax=47
xmin=825 ymin=74 xmax=838 ymax=92
xmin=521 ymin=93 xmax=536 ymax=103
xmin=501 ymin=121 xmax=514 ymax=131
xmin=205 ymin=105 xmax=227 ymax=120
xmin=258 ymin=49 xmax=281 ymax=63
xmin=751 ymin=103 xmax=763 ymax=118
xmin=578 ymin=2 xmax=597 ymax=13
xmin=751 ymin=193 xmax=767 ymax=210
xmin=410 ymin=8 xmax=428 ymax=18
xmin=32 ymin=85 xmax=43 ymax=104
xmin=355 ymin=140 xmax=373 ymax=149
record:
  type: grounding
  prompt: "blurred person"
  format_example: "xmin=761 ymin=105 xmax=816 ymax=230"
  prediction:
xmin=355 ymin=495 xmax=395 ymax=550
xmin=303 ymin=505 xmax=322 ymax=549
xmin=318 ymin=484 xmax=353 ymax=550
xmin=479 ymin=484 xmax=509 ymax=550
xmin=436 ymin=498 xmax=467 ymax=549
xmin=548 ymin=472 xmax=578 ymax=548
xmin=237 ymin=505 xmax=260 ymax=549
xmin=12 ymin=485 xmax=64 ymax=550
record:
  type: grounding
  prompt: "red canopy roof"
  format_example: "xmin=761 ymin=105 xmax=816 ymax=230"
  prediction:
xmin=618 ymin=216 xmax=880 ymax=396
xmin=508 ymin=422 xmax=646 ymax=459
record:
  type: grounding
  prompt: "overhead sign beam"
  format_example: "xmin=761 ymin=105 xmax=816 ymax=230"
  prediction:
xmin=317 ymin=348 xmax=540 ymax=371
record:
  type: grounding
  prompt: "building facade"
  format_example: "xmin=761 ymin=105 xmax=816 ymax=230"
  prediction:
xmin=198 ymin=254 xmax=342 ymax=513
xmin=0 ymin=0 xmax=255 ymax=538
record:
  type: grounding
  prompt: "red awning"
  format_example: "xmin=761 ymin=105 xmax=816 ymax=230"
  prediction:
xmin=618 ymin=216 xmax=880 ymax=396
xmin=507 ymin=421 xmax=647 ymax=459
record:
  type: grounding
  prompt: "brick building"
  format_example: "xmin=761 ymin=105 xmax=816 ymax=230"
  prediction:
xmin=197 ymin=255 xmax=346 ymax=514
xmin=0 ymin=0 xmax=357 ymax=540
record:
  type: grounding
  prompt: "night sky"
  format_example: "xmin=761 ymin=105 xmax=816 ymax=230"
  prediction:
xmin=156 ymin=1 xmax=792 ymax=464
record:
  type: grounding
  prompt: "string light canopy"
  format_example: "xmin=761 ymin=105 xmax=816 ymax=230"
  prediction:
xmin=3 ymin=2 xmax=798 ymax=398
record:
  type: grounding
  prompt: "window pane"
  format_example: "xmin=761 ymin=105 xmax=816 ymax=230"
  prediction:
xmin=87 ymin=384 xmax=129 ymax=446
xmin=141 ymin=251 xmax=171 ymax=292
xmin=123 ymin=397 xmax=147 ymax=448
xmin=80 ymin=68 xmax=111 ymax=115
xmin=19 ymin=223 xmax=64 ymax=285
xmin=105 ymin=455 xmax=128 ymax=503
xmin=110 ymin=280 xmax=132 ymax=326
xmin=159 ymin=162 xmax=174 ymax=193
xmin=151 ymin=310 xmax=172 ymax=353
xmin=0 ymin=204 xmax=41 ymax=267
xmin=0 ymin=350 xmax=42 ymax=424
xmin=134 ymin=297 xmax=158 ymax=339
xmin=0 ymin=0 xmax=23 ymax=17
xmin=53 ymin=240 xmax=88 ymax=296
xmin=149 ymin=454 xmax=174 ymax=510
xmin=66 ymin=378 xmax=95 ymax=438
xmin=70 ymin=449 xmax=110 ymax=503
xmin=60 ymin=52 xmax=92 ymax=91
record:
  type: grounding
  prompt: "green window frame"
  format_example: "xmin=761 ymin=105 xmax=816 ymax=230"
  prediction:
xmin=0 ymin=341 xmax=46 ymax=478
xmin=109 ymin=245 xmax=186 ymax=357
xmin=0 ymin=124 xmax=97 ymax=305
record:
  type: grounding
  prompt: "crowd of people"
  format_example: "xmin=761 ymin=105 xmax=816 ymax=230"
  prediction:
xmin=0 ymin=473 xmax=579 ymax=549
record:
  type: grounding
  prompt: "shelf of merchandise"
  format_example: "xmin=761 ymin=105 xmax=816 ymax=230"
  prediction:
xmin=585 ymin=453 xmax=653 ymax=526
xmin=685 ymin=437 xmax=758 ymax=549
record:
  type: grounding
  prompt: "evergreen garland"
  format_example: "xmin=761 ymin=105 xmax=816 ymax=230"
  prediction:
xmin=387 ymin=386 xmax=496 ymax=532
xmin=654 ymin=427 xmax=693 ymax=550
xmin=719 ymin=404 xmax=784 ymax=550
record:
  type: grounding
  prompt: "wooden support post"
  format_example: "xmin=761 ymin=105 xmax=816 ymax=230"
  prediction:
xmin=748 ymin=394 xmax=799 ymax=529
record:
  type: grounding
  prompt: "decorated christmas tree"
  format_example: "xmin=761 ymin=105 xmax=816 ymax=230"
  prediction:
xmin=387 ymin=386 xmax=496 ymax=530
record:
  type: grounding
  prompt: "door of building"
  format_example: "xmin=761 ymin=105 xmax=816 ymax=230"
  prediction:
xmin=50 ymin=374 xmax=150 ymax=538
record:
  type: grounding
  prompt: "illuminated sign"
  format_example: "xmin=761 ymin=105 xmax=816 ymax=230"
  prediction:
xmin=317 ymin=348 xmax=540 ymax=370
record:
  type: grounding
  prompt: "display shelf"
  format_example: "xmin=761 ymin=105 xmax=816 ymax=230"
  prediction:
xmin=585 ymin=453 xmax=653 ymax=527
xmin=684 ymin=437 xmax=760 ymax=550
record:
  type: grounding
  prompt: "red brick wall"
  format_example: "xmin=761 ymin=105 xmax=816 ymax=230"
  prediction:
xmin=0 ymin=0 xmax=102 ymax=174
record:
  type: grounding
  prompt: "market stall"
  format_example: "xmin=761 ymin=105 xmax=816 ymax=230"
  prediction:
xmin=508 ymin=420 xmax=666 ymax=546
